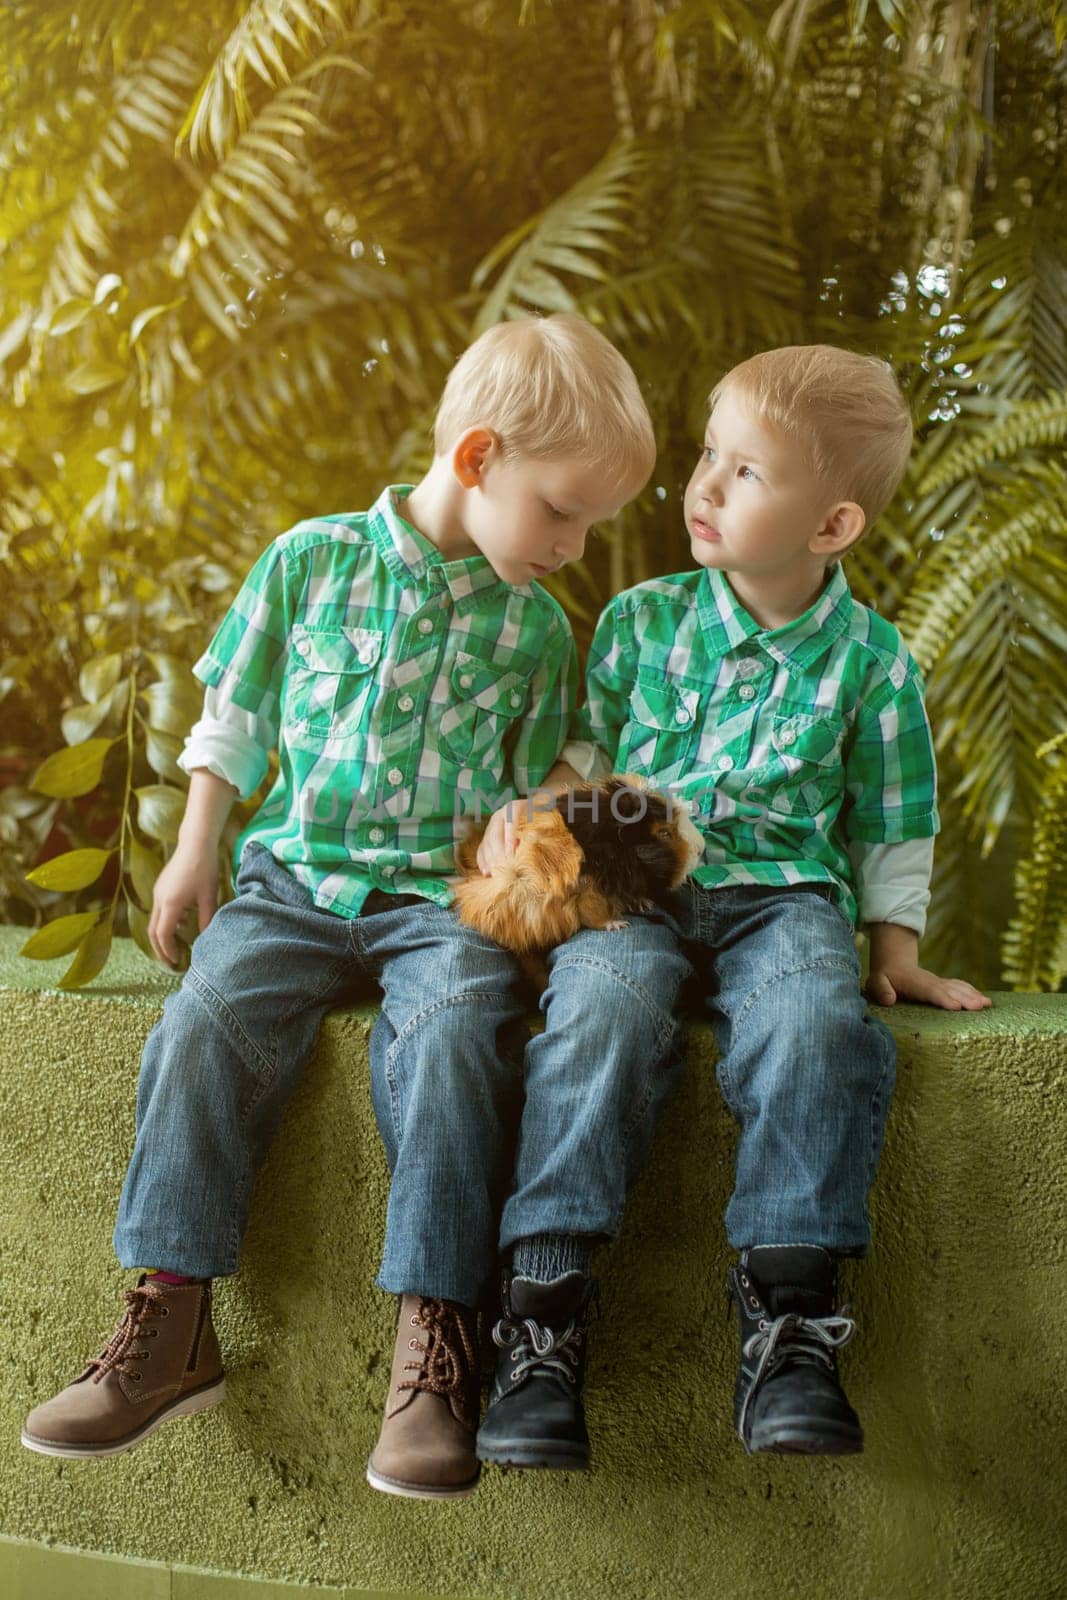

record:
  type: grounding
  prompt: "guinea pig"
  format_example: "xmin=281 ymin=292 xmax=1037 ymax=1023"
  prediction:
xmin=453 ymin=774 xmax=704 ymax=979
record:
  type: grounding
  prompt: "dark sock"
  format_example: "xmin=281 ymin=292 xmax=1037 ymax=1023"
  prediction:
xmin=512 ymin=1232 xmax=592 ymax=1283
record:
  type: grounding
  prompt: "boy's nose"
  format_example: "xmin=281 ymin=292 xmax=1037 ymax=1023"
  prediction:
xmin=554 ymin=528 xmax=588 ymax=563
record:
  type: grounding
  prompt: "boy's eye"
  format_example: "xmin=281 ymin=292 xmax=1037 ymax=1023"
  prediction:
xmin=702 ymin=446 xmax=716 ymax=463
xmin=740 ymin=465 xmax=760 ymax=482
xmin=547 ymin=503 xmax=572 ymax=520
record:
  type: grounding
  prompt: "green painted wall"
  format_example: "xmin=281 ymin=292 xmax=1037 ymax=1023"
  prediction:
xmin=1 ymin=928 xmax=1065 ymax=1599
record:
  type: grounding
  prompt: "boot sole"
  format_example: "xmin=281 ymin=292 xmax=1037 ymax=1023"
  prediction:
xmin=365 ymin=1459 xmax=480 ymax=1500
xmin=746 ymin=1421 xmax=864 ymax=1456
xmin=476 ymin=1439 xmax=590 ymax=1471
xmin=20 ymin=1377 xmax=227 ymax=1459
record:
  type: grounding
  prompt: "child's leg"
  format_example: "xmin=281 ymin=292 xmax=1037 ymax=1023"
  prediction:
xmin=114 ymin=843 xmax=363 ymax=1276
xmin=478 ymin=914 xmax=692 ymax=1470
xmin=23 ymin=843 xmax=362 ymax=1459
xmin=360 ymin=903 xmax=530 ymax=1499
xmin=693 ymin=884 xmax=895 ymax=1455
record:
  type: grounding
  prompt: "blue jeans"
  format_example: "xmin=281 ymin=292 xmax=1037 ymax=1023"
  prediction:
xmin=113 ymin=843 xmax=691 ymax=1305
xmin=672 ymin=882 xmax=897 ymax=1256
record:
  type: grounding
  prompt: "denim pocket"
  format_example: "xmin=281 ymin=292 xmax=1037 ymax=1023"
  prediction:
xmin=282 ymin=624 xmax=383 ymax=744
xmin=437 ymin=652 xmax=531 ymax=769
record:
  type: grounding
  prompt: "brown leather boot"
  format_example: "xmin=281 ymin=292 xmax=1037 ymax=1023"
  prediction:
xmin=366 ymin=1294 xmax=481 ymax=1499
xmin=22 ymin=1277 xmax=225 ymax=1459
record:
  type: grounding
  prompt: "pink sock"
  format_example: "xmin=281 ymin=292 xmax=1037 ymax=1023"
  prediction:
xmin=144 ymin=1269 xmax=197 ymax=1286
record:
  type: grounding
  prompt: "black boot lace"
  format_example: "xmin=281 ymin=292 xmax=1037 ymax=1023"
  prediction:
xmin=738 ymin=1308 xmax=856 ymax=1439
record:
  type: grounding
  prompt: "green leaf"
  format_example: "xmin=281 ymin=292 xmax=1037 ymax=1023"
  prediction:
xmin=58 ymin=915 xmax=114 ymax=990
xmin=127 ymin=834 xmax=163 ymax=908
xmin=79 ymin=653 xmax=124 ymax=703
xmin=61 ymin=679 xmax=129 ymax=745
xmin=48 ymin=297 xmax=94 ymax=335
xmin=65 ymin=362 xmax=128 ymax=396
xmin=141 ymin=678 xmax=201 ymax=737
xmin=136 ymin=784 xmax=186 ymax=842
xmin=61 ymin=698 xmax=112 ymax=745
xmin=126 ymin=898 xmax=155 ymax=960
xmin=144 ymin=727 xmax=187 ymax=783
xmin=25 ymin=847 xmax=114 ymax=891
xmin=20 ymin=911 xmax=101 ymax=960
xmin=32 ymin=738 xmax=116 ymax=798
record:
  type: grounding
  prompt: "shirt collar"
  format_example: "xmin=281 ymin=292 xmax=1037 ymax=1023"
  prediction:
xmin=697 ymin=564 xmax=853 ymax=670
xmin=366 ymin=485 xmax=512 ymax=613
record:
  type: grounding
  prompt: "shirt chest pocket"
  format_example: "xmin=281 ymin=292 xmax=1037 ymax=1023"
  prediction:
xmin=283 ymin=624 xmax=383 ymax=743
xmin=438 ymin=653 xmax=532 ymax=770
xmin=753 ymin=713 xmax=844 ymax=819
xmin=620 ymin=676 xmax=702 ymax=781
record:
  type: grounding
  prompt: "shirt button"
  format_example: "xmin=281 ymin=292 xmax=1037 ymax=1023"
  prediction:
xmin=738 ymin=684 xmax=756 ymax=702
xmin=417 ymin=618 xmax=433 ymax=635
xmin=717 ymin=755 xmax=734 ymax=772
xmin=675 ymin=708 xmax=692 ymax=725
xmin=398 ymin=695 xmax=414 ymax=712
xmin=387 ymin=767 xmax=403 ymax=785
xmin=381 ymin=865 xmax=396 ymax=878
xmin=510 ymin=692 xmax=522 ymax=708
xmin=295 ymin=638 xmax=310 ymax=656
xmin=780 ymin=729 xmax=797 ymax=747
xmin=369 ymin=826 xmax=385 ymax=844
xmin=459 ymin=674 xmax=473 ymax=689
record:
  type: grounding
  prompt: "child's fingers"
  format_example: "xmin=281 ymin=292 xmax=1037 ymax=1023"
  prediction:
xmin=149 ymin=899 xmax=182 ymax=967
xmin=866 ymin=973 xmax=897 ymax=1005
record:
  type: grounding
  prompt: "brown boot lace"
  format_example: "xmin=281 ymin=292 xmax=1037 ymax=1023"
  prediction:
xmin=398 ymin=1297 xmax=478 ymax=1427
xmin=88 ymin=1283 xmax=168 ymax=1385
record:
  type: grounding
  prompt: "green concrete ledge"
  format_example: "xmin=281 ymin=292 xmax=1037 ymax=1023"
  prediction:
xmin=1 ymin=926 xmax=1065 ymax=1600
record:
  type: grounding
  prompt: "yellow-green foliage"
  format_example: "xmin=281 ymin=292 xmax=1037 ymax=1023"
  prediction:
xmin=1 ymin=0 xmax=1064 ymax=988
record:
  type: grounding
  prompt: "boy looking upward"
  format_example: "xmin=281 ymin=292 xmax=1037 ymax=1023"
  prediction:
xmin=525 ymin=345 xmax=990 ymax=1458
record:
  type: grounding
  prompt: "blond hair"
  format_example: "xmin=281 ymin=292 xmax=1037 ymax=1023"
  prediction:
xmin=434 ymin=313 xmax=655 ymax=489
xmin=711 ymin=345 xmax=913 ymax=525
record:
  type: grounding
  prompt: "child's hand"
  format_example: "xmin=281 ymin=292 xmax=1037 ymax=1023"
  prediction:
xmin=866 ymin=963 xmax=991 ymax=1011
xmin=149 ymin=843 xmax=220 ymax=967
xmin=475 ymin=801 xmax=521 ymax=876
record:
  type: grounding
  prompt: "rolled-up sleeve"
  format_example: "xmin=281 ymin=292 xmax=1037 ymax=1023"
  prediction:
xmin=177 ymin=686 xmax=273 ymax=799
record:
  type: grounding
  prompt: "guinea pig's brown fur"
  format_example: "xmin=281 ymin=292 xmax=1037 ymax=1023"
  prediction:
xmin=453 ymin=775 xmax=704 ymax=975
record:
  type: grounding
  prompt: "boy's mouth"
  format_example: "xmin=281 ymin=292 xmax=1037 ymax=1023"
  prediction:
xmin=690 ymin=518 xmax=722 ymax=543
xmin=529 ymin=561 xmax=557 ymax=576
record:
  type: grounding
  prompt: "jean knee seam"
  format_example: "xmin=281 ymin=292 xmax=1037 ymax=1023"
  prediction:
xmin=383 ymin=989 xmax=519 ymax=1150
xmin=549 ymin=952 xmax=682 ymax=1045
xmin=187 ymin=967 xmax=273 ymax=1074
xmin=730 ymin=956 xmax=858 ymax=1037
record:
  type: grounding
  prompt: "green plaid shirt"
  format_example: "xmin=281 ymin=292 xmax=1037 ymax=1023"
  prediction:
xmin=193 ymin=485 xmax=578 ymax=916
xmin=569 ymin=564 xmax=939 ymax=925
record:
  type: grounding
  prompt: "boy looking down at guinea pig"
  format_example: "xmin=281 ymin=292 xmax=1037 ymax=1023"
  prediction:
xmin=22 ymin=312 xmax=684 ymax=1501
xmin=481 ymin=344 xmax=989 ymax=1460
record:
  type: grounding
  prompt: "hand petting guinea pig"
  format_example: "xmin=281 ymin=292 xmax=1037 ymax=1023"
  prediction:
xmin=453 ymin=775 xmax=704 ymax=983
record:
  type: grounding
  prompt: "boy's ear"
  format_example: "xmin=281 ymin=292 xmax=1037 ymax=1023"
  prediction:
xmin=452 ymin=427 xmax=499 ymax=488
xmin=811 ymin=500 xmax=865 ymax=558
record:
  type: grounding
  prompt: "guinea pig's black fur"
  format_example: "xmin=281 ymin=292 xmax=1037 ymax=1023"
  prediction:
xmin=555 ymin=777 xmax=695 ymax=908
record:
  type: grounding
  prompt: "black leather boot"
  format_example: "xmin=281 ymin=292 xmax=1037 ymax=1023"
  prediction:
xmin=728 ymin=1245 xmax=863 ymax=1455
xmin=475 ymin=1271 xmax=596 ymax=1470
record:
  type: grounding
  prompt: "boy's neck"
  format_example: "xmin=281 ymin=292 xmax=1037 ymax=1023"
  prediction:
xmin=720 ymin=564 xmax=834 ymax=632
xmin=401 ymin=462 xmax=479 ymax=562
